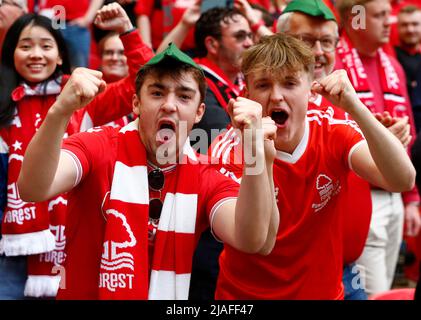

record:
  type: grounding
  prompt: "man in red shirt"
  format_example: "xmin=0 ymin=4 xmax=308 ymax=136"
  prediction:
xmin=16 ymin=43 xmax=278 ymax=299
xmin=336 ymin=0 xmax=421 ymax=296
xmin=211 ymin=33 xmax=415 ymax=299
xmin=275 ymin=0 xmax=373 ymax=300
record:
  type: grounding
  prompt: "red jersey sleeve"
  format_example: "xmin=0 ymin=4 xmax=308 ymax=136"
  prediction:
xmin=327 ymin=119 xmax=365 ymax=170
xmin=76 ymin=31 xmax=154 ymax=130
xmin=327 ymin=119 xmax=365 ymax=168
xmin=134 ymin=0 xmax=154 ymax=16
xmin=194 ymin=164 xmax=239 ymax=235
xmin=62 ymin=127 xmax=118 ymax=183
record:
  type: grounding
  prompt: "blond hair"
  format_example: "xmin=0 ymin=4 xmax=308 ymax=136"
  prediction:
xmin=241 ymin=33 xmax=315 ymax=81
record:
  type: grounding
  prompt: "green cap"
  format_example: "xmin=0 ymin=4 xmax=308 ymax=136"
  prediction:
xmin=282 ymin=0 xmax=336 ymax=22
xmin=141 ymin=42 xmax=202 ymax=72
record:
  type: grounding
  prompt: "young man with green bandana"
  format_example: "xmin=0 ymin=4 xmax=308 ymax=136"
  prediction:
xmin=16 ymin=44 xmax=279 ymax=299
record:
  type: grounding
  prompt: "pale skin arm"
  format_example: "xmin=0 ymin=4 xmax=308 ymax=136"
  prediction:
xmin=375 ymin=111 xmax=420 ymax=236
xmin=156 ymin=0 xmax=201 ymax=54
xmin=136 ymin=15 xmax=153 ymax=49
xmin=312 ymin=70 xmax=416 ymax=192
xmin=234 ymin=0 xmax=273 ymax=39
xmin=212 ymin=98 xmax=279 ymax=255
xmin=70 ymin=0 xmax=105 ymax=27
xmin=18 ymin=69 xmax=107 ymax=202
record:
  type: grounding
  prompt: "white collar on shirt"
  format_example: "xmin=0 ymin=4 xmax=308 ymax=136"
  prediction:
xmin=275 ymin=120 xmax=309 ymax=164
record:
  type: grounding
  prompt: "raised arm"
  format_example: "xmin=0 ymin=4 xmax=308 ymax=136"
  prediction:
xmin=75 ymin=2 xmax=154 ymax=129
xmin=18 ymin=69 xmax=106 ymax=202
xmin=212 ymin=97 xmax=279 ymax=254
xmin=137 ymin=15 xmax=153 ymax=49
xmin=234 ymin=0 xmax=273 ymax=40
xmin=69 ymin=0 xmax=105 ymax=28
xmin=313 ymin=70 xmax=416 ymax=192
xmin=156 ymin=0 xmax=201 ymax=54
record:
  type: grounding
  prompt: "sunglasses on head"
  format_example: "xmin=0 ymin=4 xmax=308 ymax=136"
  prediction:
xmin=148 ymin=169 xmax=164 ymax=220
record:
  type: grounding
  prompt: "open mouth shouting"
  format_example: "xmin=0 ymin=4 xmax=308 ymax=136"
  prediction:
xmin=156 ymin=118 xmax=177 ymax=144
xmin=270 ymin=109 xmax=289 ymax=128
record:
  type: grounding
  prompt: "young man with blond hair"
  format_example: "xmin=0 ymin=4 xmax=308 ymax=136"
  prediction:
xmin=211 ymin=33 xmax=415 ymax=299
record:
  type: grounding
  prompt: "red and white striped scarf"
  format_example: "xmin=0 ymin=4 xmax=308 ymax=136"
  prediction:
xmin=0 ymin=77 xmax=71 ymax=297
xmin=98 ymin=119 xmax=200 ymax=299
xmin=337 ymin=34 xmax=409 ymax=117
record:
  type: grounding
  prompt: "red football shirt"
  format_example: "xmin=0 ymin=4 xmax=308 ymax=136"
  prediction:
xmin=308 ymin=98 xmax=372 ymax=264
xmin=58 ymin=126 xmax=239 ymax=299
xmin=211 ymin=109 xmax=365 ymax=299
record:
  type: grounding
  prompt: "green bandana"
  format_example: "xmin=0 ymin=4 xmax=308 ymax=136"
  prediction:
xmin=142 ymin=42 xmax=202 ymax=71
xmin=282 ymin=0 xmax=336 ymax=22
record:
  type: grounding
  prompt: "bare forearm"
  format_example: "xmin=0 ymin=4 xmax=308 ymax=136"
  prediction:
xmin=156 ymin=21 xmax=190 ymax=54
xmin=137 ymin=16 xmax=152 ymax=49
xmin=85 ymin=0 xmax=105 ymax=23
xmin=258 ymin=158 xmax=279 ymax=255
xmin=350 ymin=101 xmax=415 ymax=191
xmin=235 ymin=148 xmax=273 ymax=253
xmin=18 ymin=106 xmax=71 ymax=201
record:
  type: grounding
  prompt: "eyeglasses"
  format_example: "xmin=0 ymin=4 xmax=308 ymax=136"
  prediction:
xmin=294 ymin=34 xmax=339 ymax=53
xmin=148 ymin=169 xmax=164 ymax=220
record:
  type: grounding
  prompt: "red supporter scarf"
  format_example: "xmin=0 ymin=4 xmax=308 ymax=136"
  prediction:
xmin=194 ymin=57 xmax=242 ymax=112
xmin=98 ymin=119 xmax=199 ymax=299
xmin=0 ymin=77 xmax=71 ymax=297
xmin=337 ymin=35 xmax=409 ymax=117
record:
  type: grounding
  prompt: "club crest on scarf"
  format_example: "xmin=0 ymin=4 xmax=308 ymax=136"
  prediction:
xmin=99 ymin=209 xmax=137 ymax=292
xmin=4 ymin=183 xmax=36 ymax=225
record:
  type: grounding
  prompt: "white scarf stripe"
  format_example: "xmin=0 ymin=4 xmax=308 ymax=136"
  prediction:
xmin=384 ymin=93 xmax=406 ymax=103
xmin=158 ymin=193 xmax=198 ymax=234
xmin=120 ymin=120 xmax=139 ymax=133
xmin=109 ymin=162 xmax=149 ymax=204
xmin=148 ymin=271 xmax=190 ymax=300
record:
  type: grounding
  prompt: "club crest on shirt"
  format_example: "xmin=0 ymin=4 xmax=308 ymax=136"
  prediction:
xmin=312 ymin=174 xmax=341 ymax=213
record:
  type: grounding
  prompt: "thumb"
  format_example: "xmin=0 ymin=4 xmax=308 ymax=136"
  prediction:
xmin=98 ymin=80 xmax=107 ymax=95
xmin=311 ymin=81 xmax=324 ymax=95
xmin=227 ymin=98 xmax=235 ymax=120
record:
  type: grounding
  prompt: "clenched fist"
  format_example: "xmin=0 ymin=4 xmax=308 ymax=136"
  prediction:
xmin=227 ymin=97 xmax=263 ymax=131
xmin=311 ymin=69 xmax=359 ymax=114
xmin=94 ymin=2 xmax=133 ymax=34
xmin=55 ymin=68 xmax=107 ymax=116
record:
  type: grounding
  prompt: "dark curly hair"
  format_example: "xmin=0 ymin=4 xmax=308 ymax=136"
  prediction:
xmin=194 ymin=7 xmax=245 ymax=58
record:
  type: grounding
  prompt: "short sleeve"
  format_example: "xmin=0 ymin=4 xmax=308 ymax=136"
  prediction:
xmin=199 ymin=165 xmax=239 ymax=221
xmin=328 ymin=120 xmax=365 ymax=170
xmin=134 ymin=0 xmax=154 ymax=16
xmin=62 ymin=127 xmax=118 ymax=182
